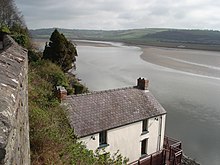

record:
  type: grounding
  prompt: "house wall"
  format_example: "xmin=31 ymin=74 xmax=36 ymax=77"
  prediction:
xmin=80 ymin=114 xmax=166 ymax=163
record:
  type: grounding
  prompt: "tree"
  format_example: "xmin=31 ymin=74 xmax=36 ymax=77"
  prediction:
xmin=43 ymin=29 xmax=78 ymax=72
xmin=0 ymin=0 xmax=30 ymax=48
xmin=0 ymin=0 xmax=25 ymax=28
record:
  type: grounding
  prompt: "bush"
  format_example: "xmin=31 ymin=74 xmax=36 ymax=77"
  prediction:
xmin=28 ymin=49 xmax=42 ymax=62
xmin=0 ymin=24 xmax=10 ymax=33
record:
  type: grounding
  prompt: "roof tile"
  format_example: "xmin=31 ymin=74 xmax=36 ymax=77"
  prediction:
xmin=65 ymin=87 xmax=166 ymax=137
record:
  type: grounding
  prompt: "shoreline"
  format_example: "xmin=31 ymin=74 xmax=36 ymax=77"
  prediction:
xmin=74 ymin=40 xmax=114 ymax=47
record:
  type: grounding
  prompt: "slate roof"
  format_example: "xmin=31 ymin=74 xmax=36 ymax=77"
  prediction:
xmin=65 ymin=87 xmax=166 ymax=137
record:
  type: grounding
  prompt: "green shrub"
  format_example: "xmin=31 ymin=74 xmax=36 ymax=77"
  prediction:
xmin=28 ymin=49 xmax=42 ymax=62
xmin=0 ymin=24 xmax=10 ymax=33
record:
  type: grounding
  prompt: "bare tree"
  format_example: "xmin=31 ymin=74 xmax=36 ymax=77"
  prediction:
xmin=0 ymin=0 xmax=25 ymax=28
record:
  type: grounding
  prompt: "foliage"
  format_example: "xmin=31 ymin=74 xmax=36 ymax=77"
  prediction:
xmin=144 ymin=29 xmax=220 ymax=45
xmin=0 ymin=24 xmax=10 ymax=33
xmin=30 ymin=60 xmax=69 ymax=89
xmin=66 ymin=74 xmax=88 ymax=94
xmin=0 ymin=0 xmax=30 ymax=48
xmin=0 ymin=0 xmax=24 ymax=27
xmin=43 ymin=29 xmax=78 ymax=72
xmin=10 ymin=23 xmax=31 ymax=48
xmin=28 ymin=50 xmax=42 ymax=62
xmin=12 ymin=32 xmax=30 ymax=48
xmin=29 ymin=60 xmax=127 ymax=164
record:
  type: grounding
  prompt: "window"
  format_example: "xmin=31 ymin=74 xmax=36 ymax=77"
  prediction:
xmin=99 ymin=130 xmax=107 ymax=146
xmin=142 ymin=119 xmax=148 ymax=132
xmin=141 ymin=139 xmax=148 ymax=155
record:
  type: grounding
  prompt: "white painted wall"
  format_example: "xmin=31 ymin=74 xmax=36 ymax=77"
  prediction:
xmin=160 ymin=115 xmax=166 ymax=150
xmin=80 ymin=114 xmax=166 ymax=163
xmin=80 ymin=133 xmax=99 ymax=150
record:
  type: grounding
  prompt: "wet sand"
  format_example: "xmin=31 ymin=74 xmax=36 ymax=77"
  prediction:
xmin=74 ymin=40 xmax=114 ymax=47
xmin=140 ymin=45 xmax=220 ymax=79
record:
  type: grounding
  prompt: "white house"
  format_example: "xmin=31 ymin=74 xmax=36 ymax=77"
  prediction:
xmin=64 ymin=78 xmax=166 ymax=163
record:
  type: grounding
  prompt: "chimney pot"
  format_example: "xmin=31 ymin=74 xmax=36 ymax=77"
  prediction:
xmin=137 ymin=77 xmax=149 ymax=90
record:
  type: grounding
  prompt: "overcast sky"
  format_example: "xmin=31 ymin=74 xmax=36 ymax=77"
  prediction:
xmin=15 ymin=0 xmax=220 ymax=30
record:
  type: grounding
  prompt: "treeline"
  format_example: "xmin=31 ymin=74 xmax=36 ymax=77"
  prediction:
xmin=144 ymin=29 xmax=220 ymax=45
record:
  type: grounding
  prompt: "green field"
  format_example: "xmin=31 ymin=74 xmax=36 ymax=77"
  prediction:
xmin=30 ymin=28 xmax=220 ymax=51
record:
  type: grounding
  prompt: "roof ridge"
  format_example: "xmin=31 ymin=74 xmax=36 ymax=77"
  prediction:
xmin=69 ymin=86 xmax=136 ymax=98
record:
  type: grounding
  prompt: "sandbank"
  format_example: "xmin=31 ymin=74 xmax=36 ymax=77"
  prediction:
xmin=139 ymin=45 xmax=220 ymax=78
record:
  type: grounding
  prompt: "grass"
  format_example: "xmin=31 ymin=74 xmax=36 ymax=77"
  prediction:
xmin=29 ymin=60 xmax=71 ymax=164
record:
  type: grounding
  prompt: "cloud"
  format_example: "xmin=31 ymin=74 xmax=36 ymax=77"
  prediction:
xmin=15 ymin=0 xmax=220 ymax=30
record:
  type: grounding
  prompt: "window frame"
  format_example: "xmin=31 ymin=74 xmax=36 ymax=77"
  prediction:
xmin=99 ymin=130 xmax=107 ymax=146
xmin=141 ymin=138 xmax=148 ymax=156
xmin=142 ymin=119 xmax=148 ymax=132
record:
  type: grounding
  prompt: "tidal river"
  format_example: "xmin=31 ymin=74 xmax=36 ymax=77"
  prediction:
xmin=74 ymin=40 xmax=220 ymax=165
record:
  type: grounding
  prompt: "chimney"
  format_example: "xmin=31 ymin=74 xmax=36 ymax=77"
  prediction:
xmin=137 ymin=77 xmax=149 ymax=90
xmin=56 ymin=86 xmax=67 ymax=102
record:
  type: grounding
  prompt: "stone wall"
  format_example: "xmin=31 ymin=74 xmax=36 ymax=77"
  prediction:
xmin=0 ymin=35 xmax=30 ymax=164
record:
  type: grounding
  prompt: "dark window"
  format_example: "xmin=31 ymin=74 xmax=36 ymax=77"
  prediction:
xmin=99 ymin=130 xmax=107 ymax=145
xmin=141 ymin=139 xmax=148 ymax=155
xmin=142 ymin=119 xmax=148 ymax=132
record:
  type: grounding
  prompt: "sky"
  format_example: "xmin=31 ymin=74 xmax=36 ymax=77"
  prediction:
xmin=15 ymin=0 xmax=220 ymax=30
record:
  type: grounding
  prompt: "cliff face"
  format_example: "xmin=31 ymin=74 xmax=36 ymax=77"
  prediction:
xmin=0 ymin=35 xmax=30 ymax=164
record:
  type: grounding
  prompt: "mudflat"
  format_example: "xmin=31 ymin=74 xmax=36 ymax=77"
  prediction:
xmin=74 ymin=40 xmax=114 ymax=47
xmin=140 ymin=45 xmax=220 ymax=79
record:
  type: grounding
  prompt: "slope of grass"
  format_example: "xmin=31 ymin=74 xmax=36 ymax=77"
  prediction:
xmin=29 ymin=60 xmax=80 ymax=164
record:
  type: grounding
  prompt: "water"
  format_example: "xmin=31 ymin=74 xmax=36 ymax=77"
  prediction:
xmin=74 ymin=41 xmax=220 ymax=165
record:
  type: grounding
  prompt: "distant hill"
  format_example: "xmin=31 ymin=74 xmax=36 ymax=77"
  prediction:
xmin=30 ymin=28 xmax=166 ymax=40
xmin=30 ymin=28 xmax=220 ymax=51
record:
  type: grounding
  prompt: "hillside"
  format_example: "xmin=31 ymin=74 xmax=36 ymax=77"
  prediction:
xmin=30 ymin=28 xmax=166 ymax=40
xmin=30 ymin=28 xmax=220 ymax=51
